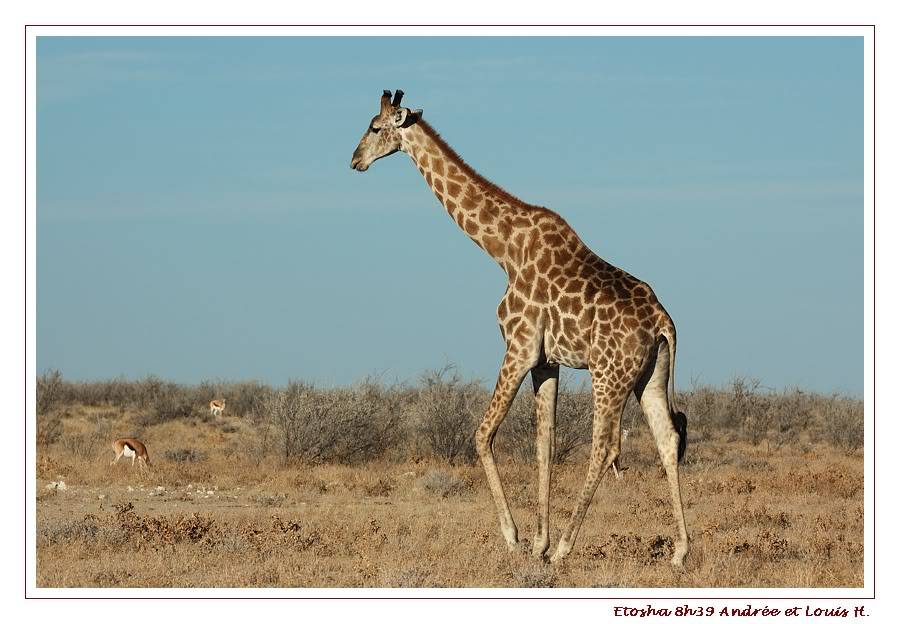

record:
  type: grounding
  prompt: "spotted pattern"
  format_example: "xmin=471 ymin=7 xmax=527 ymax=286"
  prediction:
xmin=351 ymin=92 xmax=689 ymax=567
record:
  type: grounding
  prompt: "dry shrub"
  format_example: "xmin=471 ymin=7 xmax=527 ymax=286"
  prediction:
xmin=137 ymin=380 xmax=200 ymax=426
xmin=37 ymin=369 xmax=64 ymax=415
xmin=787 ymin=468 xmax=861 ymax=499
xmin=681 ymin=377 xmax=862 ymax=451
xmin=34 ymin=370 xmax=864 ymax=466
xmin=36 ymin=374 xmax=274 ymax=420
xmin=502 ymin=375 xmax=595 ymax=463
xmin=38 ymin=516 xmax=125 ymax=547
xmin=65 ymin=377 xmax=136 ymax=407
xmin=266 ymin=379 xmax=400 ymax=464
xmin=164 ymin=448 xmax=208 ymax=463
xmin=134 ymin=375 xmax=167 ymax=409
xmin=729 ymin=530 xmax=799 ymax=562
xmin=501 ymin=389 xmax=535 ymax=457
xmin=37 ymin=370 xmax=65 ymax=447
xmin=584 ymin=533 xmax=675 ymax=565
xmin=680 ymin=382 xmax=718 ymax=441
xmin=510 ymin=564 xmax=557 ymax=588
xmin=251 ymin=492 xmax=289 ymax=507
xmin=224 ymin=381 xmax=272 ymax=420
xmin=196 ymin=380 xmax=272 ymax=420
xmin=412 ymin=366 xmax=486 ymax=464
xmin=819 ymin=394 xmax=864 ymax=452
xmin=37 ymin=455 xmax=71 ymax=480
xmin=112 ymin=502 xmax=217 ymax=548
xmin=37 ymin=412 xmax=63 ymax=447
xmin=747 ymin=506 xmax=792 ymax=529
xmin=363 ymin=478 xmax=395 ymax=497
xmin=38 ymin=375 xmax=145 ymax=408
xmin=60 ymin=414 xmax=113 ymax=460
xmin=683 ymin=377 xmax=763 ymax=442
xmin=767 ymin=388 xmax=813 ymax=449
xmin=237 ymin=418 xmax=276 ymax=466
xmin=554 ymin=382 xmax=598 ymax=462
xmin=420 ymin=469 xmax=469 ymax=498
xmin=729 ymin=378 xmax=769 ymax=444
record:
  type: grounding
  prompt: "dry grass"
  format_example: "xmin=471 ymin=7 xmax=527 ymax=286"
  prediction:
xmin=35 ymin=389 xmax=864 ymax=588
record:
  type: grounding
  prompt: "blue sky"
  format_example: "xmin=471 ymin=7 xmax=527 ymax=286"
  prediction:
xmin=36 ymin=36 xmax=863 ymax=394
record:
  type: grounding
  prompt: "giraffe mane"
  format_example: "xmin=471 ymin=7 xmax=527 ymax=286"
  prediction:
xmin=417 ymin=120 xmax=541 ymax=211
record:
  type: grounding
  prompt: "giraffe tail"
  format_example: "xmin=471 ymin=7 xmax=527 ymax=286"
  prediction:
xmin=659 ymin=322 xmax=687 ymax=463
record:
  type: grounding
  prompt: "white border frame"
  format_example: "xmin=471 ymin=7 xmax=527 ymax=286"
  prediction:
xmin=24 ymin=24 xmax=875 ymax=602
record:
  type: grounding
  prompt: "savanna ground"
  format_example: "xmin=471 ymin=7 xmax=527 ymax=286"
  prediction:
xmin=35 ymin=370 xmax=864 ymax=588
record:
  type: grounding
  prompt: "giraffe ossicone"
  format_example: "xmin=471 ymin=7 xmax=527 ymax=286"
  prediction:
xmin=350 ymin=90 xmax=690 ymax=567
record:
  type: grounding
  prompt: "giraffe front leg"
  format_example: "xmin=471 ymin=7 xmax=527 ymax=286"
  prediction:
xmin=531 ymin=364 xmax=559 ymax=558
xmin=476 ymin=350 xmax=533 ymax=550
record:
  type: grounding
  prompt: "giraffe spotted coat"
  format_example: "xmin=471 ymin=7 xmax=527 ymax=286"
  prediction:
xmin=350 ymin=90 xmax=689 ymax=566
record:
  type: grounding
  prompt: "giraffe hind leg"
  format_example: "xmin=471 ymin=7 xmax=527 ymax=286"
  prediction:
xmin=634 ymin=340 xmax=689 ymax=567
xmin=531 ymin=364 xmax=559 ymax=558
xmin=550 ymin=374 xmax=631 ymax=563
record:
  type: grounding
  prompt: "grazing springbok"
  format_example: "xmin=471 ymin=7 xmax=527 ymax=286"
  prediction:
xmin=209 ymin=399 xmax=225 ymax=416
xmin=110 ymin=438 xmax=151 ymax=472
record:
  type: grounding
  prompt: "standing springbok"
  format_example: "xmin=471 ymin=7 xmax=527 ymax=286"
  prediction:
xmin=209 ymin=399 xmax=225 ymax=416
xmin=110 ymin=438 xmax=151 ymax=472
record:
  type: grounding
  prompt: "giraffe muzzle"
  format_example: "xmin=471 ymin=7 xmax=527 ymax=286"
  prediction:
xmin=350 ymin=155 xmax=368 ymax=171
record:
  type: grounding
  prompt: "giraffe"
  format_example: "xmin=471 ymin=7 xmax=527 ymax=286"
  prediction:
xmin=350 ymin=90 xmax=690 ymax=566
xmin=612 ymin=427 xmax=629 ymax=480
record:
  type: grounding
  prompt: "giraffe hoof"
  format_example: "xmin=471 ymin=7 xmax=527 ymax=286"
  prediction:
xmin=671 ymin=543 xmax=689 ymax=568
xmin=501 ymin=525 xmax=519 ymax=550
xmin=531 ymin=535 xmax=550 ymax=558
xmin=549 ymin=540 xmax=572 ymax=564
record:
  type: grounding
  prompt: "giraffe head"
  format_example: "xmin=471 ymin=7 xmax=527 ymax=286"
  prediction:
xmin=350 ymin=89 xmax=423 ymax=172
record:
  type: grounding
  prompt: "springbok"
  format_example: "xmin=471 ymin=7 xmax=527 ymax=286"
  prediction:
xmin=110 ymin=438 xmax=151 ymax=472
xmin=209 ymin=399 xmax=225 ymax=416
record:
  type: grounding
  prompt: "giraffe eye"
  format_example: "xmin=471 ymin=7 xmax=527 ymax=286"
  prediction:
xmin=370 ymin=125 xmax=382 ymax=134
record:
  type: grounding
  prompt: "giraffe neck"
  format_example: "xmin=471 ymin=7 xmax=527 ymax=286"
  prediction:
xmin=401 ymin=121 xmax=535 ymax=274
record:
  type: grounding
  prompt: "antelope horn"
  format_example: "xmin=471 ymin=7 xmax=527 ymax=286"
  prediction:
xmin=391 ymin=89 xmax=404 ymax=107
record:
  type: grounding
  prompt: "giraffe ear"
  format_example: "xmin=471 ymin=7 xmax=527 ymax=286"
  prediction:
xmin=392 ymin=108 xmax=409 ymax=127
xmin=392 ymin=108 xmax=423 ymax=128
